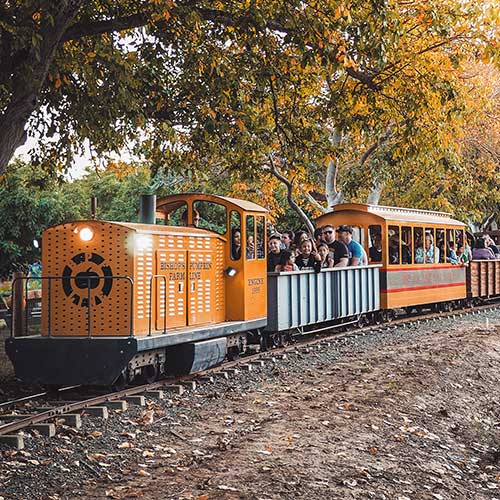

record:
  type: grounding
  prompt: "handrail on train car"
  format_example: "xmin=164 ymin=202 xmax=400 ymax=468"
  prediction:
xmin=148 ymin=275 xmax=167 ymax=337
xmin=10 ymin=276 xmax=134 ymax=339
xmin=266 ymin=263 xmax=383 ymax=276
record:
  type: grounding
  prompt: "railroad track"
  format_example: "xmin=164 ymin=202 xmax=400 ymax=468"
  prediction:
xmin=1 ymin=300 xmax=498 ymax=449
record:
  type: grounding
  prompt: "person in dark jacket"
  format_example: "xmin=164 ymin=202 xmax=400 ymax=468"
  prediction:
xmin=267 ymin=234 xmax=282 ymax=272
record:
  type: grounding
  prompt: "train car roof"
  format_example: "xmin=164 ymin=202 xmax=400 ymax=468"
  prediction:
xmin=316 ymin=203 xmax=465 ymax=227
xmin=156 ymin=193 xmax=268 ymax=213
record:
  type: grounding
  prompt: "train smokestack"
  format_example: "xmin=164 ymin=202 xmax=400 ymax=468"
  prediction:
xmin=139 ymin=194 xmax=156 ymax=224
xmin=90 ymin=197 xmax=97 ymax=219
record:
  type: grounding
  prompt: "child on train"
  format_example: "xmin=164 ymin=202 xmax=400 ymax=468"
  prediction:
xmin=296 ymin=239 xmax=322 ymax=272
xmin=275 ymin=250 xmax=299 ymax=272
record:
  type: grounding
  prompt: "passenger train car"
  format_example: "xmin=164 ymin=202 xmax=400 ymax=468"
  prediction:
xmin=5 ymin=194 xmax=500 ymax=387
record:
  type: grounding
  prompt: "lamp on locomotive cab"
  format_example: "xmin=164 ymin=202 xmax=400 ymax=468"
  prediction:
xmin=225 ymin=267 xmax=237 ymax=277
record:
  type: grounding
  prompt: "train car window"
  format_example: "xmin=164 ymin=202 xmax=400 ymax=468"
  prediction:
xmin=163 ymin=202 xmax=188 ymax=226
xmin=230 ymin=211 xmax=241 ymax=261
xmin=445 ymin=228 xmax=455 ymax=263
xmin=256 ymin=216 xmax=265 ymax=259
xmin=193 ymin=201 xmax=227 ymax=234
xmin=368 ymin=225 xmax=382 ymax=263
xmin=388 ymin=225 xmax=400 ymax=265
xmin=426 ymin=228 xmax=438 ymax=263
xmin=351 ymin=226 xmax=365 ymax=246
xmin=246 ymin=215 xmax=256 ymax=260
xmin=402 ymin=226 xmax=412 ymax=264
xmin=436 ymin=228 xmax=445 ymax=263
xmin=414 ymin=227 xmax=424 ymax=263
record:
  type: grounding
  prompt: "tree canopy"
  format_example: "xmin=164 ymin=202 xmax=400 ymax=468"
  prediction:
xmin=0 ymin=0 xmax=499 ymax=226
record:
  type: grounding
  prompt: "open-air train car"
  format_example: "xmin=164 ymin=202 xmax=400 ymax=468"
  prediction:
xmin=316 ymin=204 xmax=467 ymax=311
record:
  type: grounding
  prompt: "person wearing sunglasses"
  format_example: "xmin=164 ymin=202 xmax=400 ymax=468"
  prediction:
xmin=321 ymin=225 xmax=348 ymax=267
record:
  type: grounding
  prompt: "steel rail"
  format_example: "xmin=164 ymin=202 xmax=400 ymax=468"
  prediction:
xmin=1 ymin=300 xmax=498 ymax=437
xmin=0 ymin=385 xmax=80 ymax=412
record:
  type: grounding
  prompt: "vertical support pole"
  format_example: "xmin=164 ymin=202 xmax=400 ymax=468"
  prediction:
xmin=12 ymin=272 xmax=25 ymax=337
xmin=87 ymin=277 xmax=91 ymax=338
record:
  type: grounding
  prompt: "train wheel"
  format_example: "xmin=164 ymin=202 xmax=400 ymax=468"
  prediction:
xmin=382 ymin=310 xmax=395 ymax=323
xmin=356 ymin=314 xmax=367 ymax=329
xmin=227 ymin=346 xmax=240 ymax=361
xmin=142 ymin=364 xmax=159 ymax=384
xmin=259 ymin=333 xmax=269 ymax=352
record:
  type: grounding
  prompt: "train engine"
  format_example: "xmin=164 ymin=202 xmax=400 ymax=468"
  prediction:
xmin=6 ymin=194 xmax=268 ymax=387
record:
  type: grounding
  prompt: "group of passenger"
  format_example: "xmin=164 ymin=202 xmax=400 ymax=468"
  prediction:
xmin=471 ymin=234 xmax=500 ymax=260
xmin=266 ymin=226 xmax=500 ymax=273
xmin=267 ymin=225 xmax=367 ymax=273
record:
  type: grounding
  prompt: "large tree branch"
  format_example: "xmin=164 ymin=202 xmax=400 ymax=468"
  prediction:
xmin=267 ymin=155 xmax=315 ymax=235
xmin=62 ymin=12 xmax=149 ymax=42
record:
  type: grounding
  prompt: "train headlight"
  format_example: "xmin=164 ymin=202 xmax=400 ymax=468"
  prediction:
xmin=79 ymin=227 xmax=94 ymax=242
xmin=135 ymin=234 xmax=152 ymax=251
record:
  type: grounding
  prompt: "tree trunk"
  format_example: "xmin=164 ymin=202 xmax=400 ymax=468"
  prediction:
xmin=366 ymin=180 xmax=383 ymax=205
xmin=325 ymin=127 xmax=344 ymax=208
xmin=0 ymin=2 xmax=83 ymax=176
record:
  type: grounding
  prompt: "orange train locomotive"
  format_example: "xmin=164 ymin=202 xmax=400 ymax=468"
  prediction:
xmin=6 ymin=194 xmax=500 ymax=387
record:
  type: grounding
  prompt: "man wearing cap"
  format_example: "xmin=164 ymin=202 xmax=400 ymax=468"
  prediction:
xmin=321 ymin=225 xmax=349 ymax=267
xmin=267 ymin=234 xmax=282 ymax=272
xmin=338 ymin=225 xmax=365 ymax=266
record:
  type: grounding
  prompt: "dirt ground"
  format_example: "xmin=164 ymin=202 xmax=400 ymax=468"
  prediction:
xmin=82 ymin=318 xmax=500 ymax=500
xmin=1 ymin=314 xmax=500 ymax=500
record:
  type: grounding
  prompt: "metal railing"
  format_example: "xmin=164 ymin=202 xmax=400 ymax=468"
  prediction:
xmin=10 ymin=276 xmax=134 ymax=338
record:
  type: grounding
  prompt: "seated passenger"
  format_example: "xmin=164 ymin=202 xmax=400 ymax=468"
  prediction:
xmin=456 ymin=244 xmax=469 ymax=265
xmin=388 ymin=231 xmax=399 ymax=264
xmin=246 ymin=235 xmax=255 ymax=259
xmin=267 ymin=234 xmax=282 ymax=272
xmin=401 ymin=241 xmax=411 ymax=264
xmin=321 ymin=225 xmax=349 ymax=267
xmin=314 ymin=227 xmax=324 ymax=248
xmin=296 ymin=239 xmax=321 ymax=272
xmin=415 ymin=233 xmax=439 ymax=264
xmin=369 ymin=233 xmax=382 ymax=262
xmin=293 ymin=230 xmax=310 ymax=252
xmin=280 ymin=230 xmax=294 ymax=250
xmin=181 ymin=209 xmax=201 ymax=227
xmin=231 ymin=228 xmax=241 ymax=260
xmin=472 ymin=238 xmax=494 ymax=260
xmin=484 ymin=235 xmax=500 ymax=258
xmin=437 ymin=240 xmax=446 ymax=263
xmin=337 ymin=225 xmax=364 ymax=266
xmin=447 ymin=241 xmax=459 ymax=264
xmin=317 ymin=243 xmax=334 ymax=268
xmin=275 ymin=250 xmax=299 ymax=272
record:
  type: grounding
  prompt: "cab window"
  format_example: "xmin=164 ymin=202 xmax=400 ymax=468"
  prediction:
xmin=161 ymin=202 xmax=188 ymax=226
xmin=256 ymin=216 xmax=265 ymax=259
xmin=230 ymin=211 xmax=241 ymax=261
xmin=246 ymin=215 xmax=256 ymax=260
xmin=193 ymin=200 xmax=227 ymax=234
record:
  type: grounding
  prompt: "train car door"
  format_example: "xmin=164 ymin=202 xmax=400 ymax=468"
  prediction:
xmin=187 ymin=250 xmax=215 ymax=326
xmin=155 ymin=250 xmax=187 ymax=330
